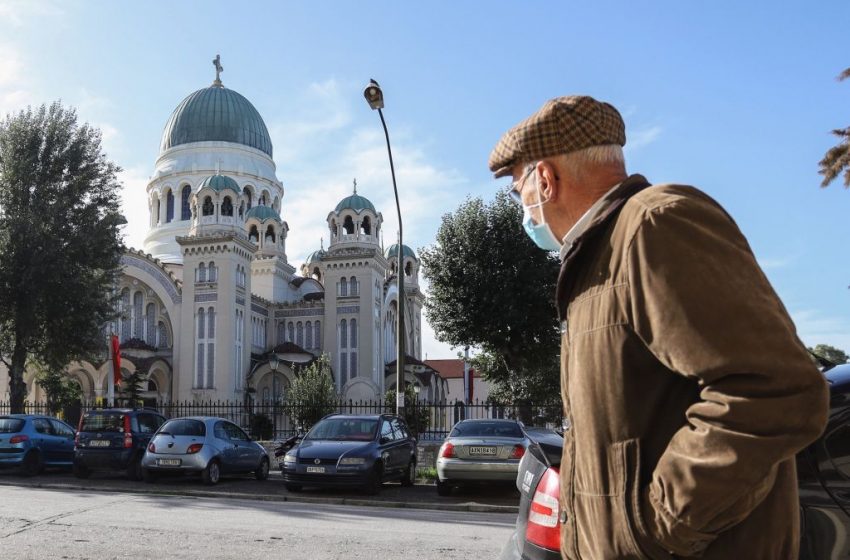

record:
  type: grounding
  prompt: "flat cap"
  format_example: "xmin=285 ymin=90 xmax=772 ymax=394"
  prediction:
xmin=488 ymin=95 xmax=626 ymax=178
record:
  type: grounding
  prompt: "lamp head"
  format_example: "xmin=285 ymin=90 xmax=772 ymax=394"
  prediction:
xmin=363 ymin=79 xmax=384 ymax=110
xmin=269 ymin=354 xmax=280 ymax=372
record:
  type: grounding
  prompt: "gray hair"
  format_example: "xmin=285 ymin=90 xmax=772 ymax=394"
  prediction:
xmin=553 ymin=144 xmax=625 ymax=179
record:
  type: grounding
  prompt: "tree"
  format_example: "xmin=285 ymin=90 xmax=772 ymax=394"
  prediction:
xmin=818 ymin=68 xmax=850 ymax=188
xmin=808 ymin=343 xmax=849 ymax=366
xmin=419 ymin=191 xmax=561 ymax=403
xmin=0 ymin=102 xmax=125 ymax=413
xmin=286 ymin=355 xmax=339 ymax=431
xmin=118 ymin=370 xmax=145 ymax=408
xmin=33 ymin=360 xmax=82 ymax=416
xmin=383 ymin=385 xmax=430 ymax=437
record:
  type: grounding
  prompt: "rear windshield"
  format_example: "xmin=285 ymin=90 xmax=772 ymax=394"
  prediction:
xmin=450 ymin=421 xmax=523 ymax=438
xmin=159 ymin=419 xmax=206 ymax=437
xmin=80 ymin=413 xmax=125 ymax=433
xmin=0 ymin=418 xmax=24 ymax=433
xmin=305 ymin=418 xmax=378 ymax=441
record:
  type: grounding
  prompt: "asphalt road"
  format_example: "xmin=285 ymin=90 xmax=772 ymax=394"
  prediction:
xmin=0 ymin=485 xmax=516 ymax=559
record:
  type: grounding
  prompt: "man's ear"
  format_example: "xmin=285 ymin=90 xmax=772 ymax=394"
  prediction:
xmin=536 ymin=160 xmax=559 ymax=202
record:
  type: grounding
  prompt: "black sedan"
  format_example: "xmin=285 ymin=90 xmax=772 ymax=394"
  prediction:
xmin=281 ymin=414 xmax=416 ymax=495
xmin=501 ymin=363 xmax=850 ymax=560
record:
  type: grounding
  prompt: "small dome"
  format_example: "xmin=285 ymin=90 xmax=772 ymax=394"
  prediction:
xmin=385 ymin=243 xmax=416 ymax=260
xmin=305 ymin=249 xmax=325 ymax=264
xmin=199 ymin=174 xmax=240 ymax=193
xmin=160 ymin=86 xmax=273 ymax=157
xmin=335 ymin=193 xmax=376 ymax=214
xmin=246 ymin=205 xmax=281 ymax=222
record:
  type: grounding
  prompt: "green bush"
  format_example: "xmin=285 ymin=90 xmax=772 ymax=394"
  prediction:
xmin=250 ymin=413 xmax=274 ymax=440
xmin=287 ymin=355 xmax=339 ymax=431
xmin=384 ymin=385 xmax=430 ymax=437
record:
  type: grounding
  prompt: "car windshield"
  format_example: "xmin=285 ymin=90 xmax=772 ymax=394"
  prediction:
xmin=304 ymin=418 xmax=378 ymax=441
xmin=450 ymin=421 xmax=523 ymax=438
xmin=80 ymin=413 xmax=124 ymax=433
xmin=0 ymin=418 xmax=24 ymax=433
xmin=159 ymin=419 xmax=206 ymax=437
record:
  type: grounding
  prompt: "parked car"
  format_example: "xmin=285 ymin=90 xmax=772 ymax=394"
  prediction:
xmin=141 ymin=416 xmax=269 ymax=485
xmin=500 ymin=363 xmax=850 ymax=560
xmin=0 ymin=414 xmax=77 ymax=475
xmin=73 ymin=408 xmax=166 ymax=480
xmin=281 ymin=414 xmax=416 ymax=494
xmin=436 ymin=418 xmax=530 ymax=497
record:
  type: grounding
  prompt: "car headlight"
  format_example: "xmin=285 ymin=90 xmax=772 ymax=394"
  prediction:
xmin=339 ymin=457 xmax=367 ymax=465
xmin=283 ymin=454 xmax=297 ymax=464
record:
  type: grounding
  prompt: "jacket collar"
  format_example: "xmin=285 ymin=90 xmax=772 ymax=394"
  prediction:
xmin=556 ymin=174 xmax=651 ymax=320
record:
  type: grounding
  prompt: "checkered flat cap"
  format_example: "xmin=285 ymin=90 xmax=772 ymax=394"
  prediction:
xmin=489 ymin=95 xmax=626 ymax=178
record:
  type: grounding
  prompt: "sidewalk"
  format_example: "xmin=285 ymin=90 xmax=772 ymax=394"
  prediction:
xmin=0 ymin=470 xmax=520 ymax=514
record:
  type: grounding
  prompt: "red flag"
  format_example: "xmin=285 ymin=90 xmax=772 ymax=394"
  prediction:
xmin=111 ymin=335 xmax=122 ymax=385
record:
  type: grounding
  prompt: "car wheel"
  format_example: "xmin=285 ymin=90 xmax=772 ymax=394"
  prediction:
xmin=126 ymin=454 xmax=143 ymax=481
xmin=72 ymin=461 xmax=91 ymax=479
xmin=436 ymin=478 xmax=452 ymax=497
xmin=20 ymin=450 xmax=42 ymax=477
xmin=285 ymin=483 xmax=302 ymax=493
xmin=255 ymin=457 xmax=270 ymax=481
xmin=364 ymin=465 xmax=383 ymax=495
xmin=400 ymin=460 xmax=414 ymax=487
xmin=202 ymin=459 xmax=221 ymax=486
xmin=142 ymin=468 xmax=157 ymax=484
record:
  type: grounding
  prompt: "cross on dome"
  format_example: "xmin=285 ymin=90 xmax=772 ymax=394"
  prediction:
xmin=212 ymin=54 xmax=224 ymax=87
xmin=353 ymin=178 xmax=357 ymax=194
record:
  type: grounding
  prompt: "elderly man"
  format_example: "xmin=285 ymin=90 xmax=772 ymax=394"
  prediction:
xmin=489 ymin=96 xmax=829 ymax=559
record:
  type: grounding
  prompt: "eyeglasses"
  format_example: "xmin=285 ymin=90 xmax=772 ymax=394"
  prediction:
xmin=507 ymin=164 xmax=536 ymax=204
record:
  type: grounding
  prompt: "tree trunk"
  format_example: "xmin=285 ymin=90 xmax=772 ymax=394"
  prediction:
xmin=9 ymin=340 xmax=28 ymax=414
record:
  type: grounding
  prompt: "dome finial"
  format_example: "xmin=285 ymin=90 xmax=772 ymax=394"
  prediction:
xmin=212 ymin=54 xmax=224 ymax=87
xmin=320 ymin=237 xmax=324 ymax=250
xmin=353 ymin=178 xmax=357 ymax=195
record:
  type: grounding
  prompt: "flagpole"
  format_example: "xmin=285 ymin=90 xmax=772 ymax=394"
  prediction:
xmin=108 ymin=333 xmax=115 ymax=407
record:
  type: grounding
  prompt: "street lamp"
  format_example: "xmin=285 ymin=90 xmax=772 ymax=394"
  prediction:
xmin=364 ymin=78 xmax=404 ymax=416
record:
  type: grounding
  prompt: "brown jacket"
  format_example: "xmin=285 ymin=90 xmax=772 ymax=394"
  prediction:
xmin=556 ymin=175 xmax=829 ymax=559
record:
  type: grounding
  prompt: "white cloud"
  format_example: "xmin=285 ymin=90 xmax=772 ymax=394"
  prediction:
xmin=625 ymin=125 xmax=662 ymax=152
xmin=0 ymin=43 xmax=32 ymax=115
xmin=757 ymin=253 xmax=797 ymax=271
xmin=118 ymin=165 xmax=151 ymax=251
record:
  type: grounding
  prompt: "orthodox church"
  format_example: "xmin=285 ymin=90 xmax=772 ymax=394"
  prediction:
xmin=5 ymin=59 xmax=446 ymax=406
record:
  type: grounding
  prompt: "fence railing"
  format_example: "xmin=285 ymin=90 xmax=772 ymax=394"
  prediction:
xmin=0 ymin=399 xmax=563 ymax=442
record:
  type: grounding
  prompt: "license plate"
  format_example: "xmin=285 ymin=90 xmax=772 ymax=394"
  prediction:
xmin=157 ymin=458 xmax=181 ymax=466
xmin=469 ymin=446 xmax=497 ymax=456
xmin=306 ymin=466 xmax=325 ymax=473
xmin=89 ymin=440 xmax=110 ymax=447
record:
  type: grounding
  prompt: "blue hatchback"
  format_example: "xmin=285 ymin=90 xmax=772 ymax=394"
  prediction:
xmin=0 ymin=415 xmax=77 ymax=475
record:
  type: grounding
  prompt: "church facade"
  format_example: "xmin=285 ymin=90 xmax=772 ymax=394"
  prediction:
xmin=2 ymin=65 xmax=446 ymax=406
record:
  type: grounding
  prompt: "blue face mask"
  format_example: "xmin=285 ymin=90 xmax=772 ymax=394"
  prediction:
xmin=521 ymin=175 xmax=562 ymax=252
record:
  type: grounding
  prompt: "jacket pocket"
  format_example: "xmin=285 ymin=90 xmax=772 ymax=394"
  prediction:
xmin=620 ymin=439 xmax=673 ymax=560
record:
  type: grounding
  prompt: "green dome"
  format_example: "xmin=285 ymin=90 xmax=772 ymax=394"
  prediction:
xmin=246 ymin=205 xmax=281 ymax=222
xmin=160 ymin=86 xmax=273 ymax=157
xmin=335 ymin=193 xmax=376 ymax=214
xmin=385 ymin=243 xmax=416 ymax=260
xmin=305 ymin=249 xmax=325 ymax=263
xmin=198 ymin=174 xmax=240 ymax=193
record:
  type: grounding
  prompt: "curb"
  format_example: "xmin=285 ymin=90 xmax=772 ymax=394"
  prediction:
xmin=0 ymin=479 xmax=519 ymax=515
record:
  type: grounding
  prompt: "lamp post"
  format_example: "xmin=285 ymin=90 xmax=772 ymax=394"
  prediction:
xmin=364 ymin=79 xmax=404 ymax=416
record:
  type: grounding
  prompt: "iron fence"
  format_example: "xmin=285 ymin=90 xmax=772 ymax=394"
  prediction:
xmin=0 ymin=399 xmax=562 ymax=441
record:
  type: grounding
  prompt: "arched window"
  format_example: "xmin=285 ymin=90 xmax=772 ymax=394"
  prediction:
xmin=249 ymin=225 xmax=259 ymax=243
xmin=208 ymin=261 xmax=217 ymax=283
xmin=207 ymin=307 xmax=215 ymax=338
xmin=350 ymin=352 xmax=357 ymax=379
xmin=166 ymin=190 xmax=175 ymax=222
xmin=153 ymin=196 xmax=160 ymax=225
xmin=243 ymin=187 xmax=253 ymax=211
xmin=197 ymin=308 xmax=205 ymax=338
xmin=343 ymin=215 xmax=355 ymax=235
xmin=296 ymin=322 xmax=304 ymax=347
xmin=314 ymin=321 xmax=321 ymax=348
xmin=273 ymin=196 xmax=280 ymax=212
xmin=221 ymin=196 xmax=233 ymax=217
xmin=197 ymin=263 xmax=207 ymax=283
xmin=361 ymin=216 xmax=371 ymax=236
xmin=238 ymin=201 xmax=245 ymax=219
xmin=340 ymin=277 xmax=348 ymax=297
xmin=350 ymin=276 xmax=358 ymax=296
xmin=350 ymin=318 xmax=357 ymax=348
xmin=265 ymin=225 xmax=276 ymax=244
xmin=405 ymin=262 xmax=413 ymax=277
xmin=146 ymin=303 xmax=156 ymax=346
xmin=202 ymin=196 xmax=214 ymax=216
xmin=340 ymin=319 xmax=348 ymax=349
xmin=181 ymin=186 xmax=191 ymax=220
xmin=288 ymin=322 xmax=294 ymax=343
xmin=259 ymin=191 xmax=269 ymax=206
xmin=133 ymin=292 xmax=143 ymax=339
xmin=262 ymin=387 xmax=270 ymax=403
xmin=277 ymin=322 xmax=285 ymax=344
xmin=306 ymin=321 xmax=313 ymax=349
xmin=120 ymin=288 xmax=131 ymax=342
xmin=157 ymin=321 xmax=168 ymax=349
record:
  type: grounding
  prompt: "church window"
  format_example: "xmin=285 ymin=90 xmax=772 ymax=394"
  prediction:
xmin=273 ymin=196 xmax=280 ymax=212
xmin=343 ymin=216 xmax=355 ymax=235
xmin=296 ymin=322 xmax=304 ymax=347
xmin=197 ymin=308 xmax=205 ymax=340
xmin=314 ymin=321 xmax=321 ymax=349
xmin=197 ymin=263 xmax=207 ymax=283
xmin=277 ymin=322 xmax=285 ymax=345
xmin=207 ymin=343 xmax=215 ymax=389
xmin=306 ymin=321 xmax=313 ymax=349
xmin=288 ymin=322 xmax=294 ymax=343
xmin=234 ymin=309 xmax=244 ymax=391
xmin=243 ymin=187 xmax=253 ymax=210
xmin=202 ymin=196 xmax=214 ymax=216
xmin=312 ymin=267 xmax=321 ymax=282
xmin=238 ymin=201 xmax=245 ymax=219
xmin=145 ymin=303 xmax=156 ymax=346
xmin=350 ymin=276 xmax=358 ymax=296
xmin=340 ymin=320 xmax=348 ymax=349
xmin=260 ymin=190 xmax=270 ymax=206
xmin=350 ymin=352 xmax=357 ymax=379
xmin=361 ymin=216 xmax=371 ymax=236
xmin=154 ymin=196 xmax=160 ymax=225
xmin=196 ymin=343 xmax=205 ymax=388
xmin=207 ymin=306 xmax=215 ymax=339
xmin=181 ymin=185 xmax=191 ymax=220
xmin=265 ymin=225 xmax=276 ymax=244
xmin=405 ymin=262 xmax=412 ymax=277
xmin=166 ymin=190 xmax=175 ymax=222
xmin=340 ymin=278 xmax=348 ymax=297
xmin=157 ymin=321 xmax=168 ymax=349
xmin=196 ymin=308 xmax=206 ymax=389
xmin=249 ymin=225 xmax=259 ymax=244
xmin=221 ymin=196 xmax=233 ymax=217
xmin=350 ymin=318 xmax=357 ymax=348
xmin=133 ymin=292 xmax=144 ymax=339
xmin=340 ymin=348 xmax=348 ymax=387
xmin=262 ymin=387 xmax=270 ymax=404
xmin=120 ymin=288 xmax=131 ymax=342
xmin=208 ymin=262 xmax=217 ymax=283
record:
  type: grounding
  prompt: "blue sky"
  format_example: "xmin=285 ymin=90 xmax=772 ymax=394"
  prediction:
xmin=1 ymin=1 xmax=848 ymax=358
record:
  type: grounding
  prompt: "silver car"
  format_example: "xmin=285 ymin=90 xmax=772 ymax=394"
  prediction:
xmin=436 ymin=419 xmax=530 ymax=496
xmin=141 ymin=417 xmax=270 ymax=485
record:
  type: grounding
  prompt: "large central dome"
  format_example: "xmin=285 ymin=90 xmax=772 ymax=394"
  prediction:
xmin=160 ymin=86 xmax=273 ymax=157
